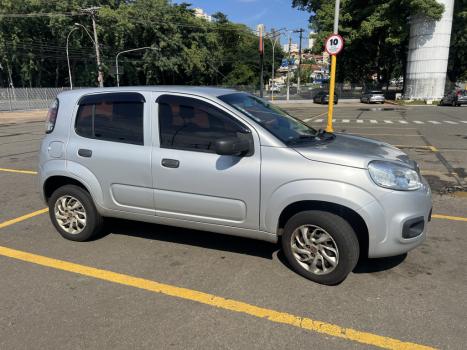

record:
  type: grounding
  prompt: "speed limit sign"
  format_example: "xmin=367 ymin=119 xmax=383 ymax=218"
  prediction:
xmin=325 ymin=34 xmax=344 ymax=55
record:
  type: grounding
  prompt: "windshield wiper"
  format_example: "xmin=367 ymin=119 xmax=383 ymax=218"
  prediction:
xmin=286 ymin=134 xmax=317 ymax=145
xmin=316 ymin=128 xmax=336 ymax=140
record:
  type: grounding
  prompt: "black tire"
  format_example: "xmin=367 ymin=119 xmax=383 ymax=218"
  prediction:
xmin=282 ymin=210 xmax=359 ymax=285
xmin=48 ymin=184 xmax=103 ymax=242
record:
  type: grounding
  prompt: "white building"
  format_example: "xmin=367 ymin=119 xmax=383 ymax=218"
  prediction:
xmin=194 ymin=8 xmax=212 ymax=22
xmin=256 ymin=24 xmax=266 ymax=36
xmin=283 ymin=43 xmax=298 ymax=53
xmin=308 ymin=30 xmax=316 ymax=51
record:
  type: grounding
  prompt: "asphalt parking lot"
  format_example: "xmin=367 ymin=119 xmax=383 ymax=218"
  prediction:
xmin=0 ymin=103 xmax=466 ymax=350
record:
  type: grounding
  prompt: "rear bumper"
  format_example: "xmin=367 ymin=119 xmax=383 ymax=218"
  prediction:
xmin=358 ymin=179 xmax=432 ymax=258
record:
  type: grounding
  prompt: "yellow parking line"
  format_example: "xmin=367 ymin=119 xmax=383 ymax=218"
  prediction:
xmin=0 ymin=208 xmax=48 ymax=229
xmin=0 ymin=244 xmax=436 ymax=350
xmin=394 ymin=145 xmax=438 ymax=152
xmin=0 ymin=167 xmax=38 ymax=175
xmin=432 ymin=214 xmax=467 ymax=222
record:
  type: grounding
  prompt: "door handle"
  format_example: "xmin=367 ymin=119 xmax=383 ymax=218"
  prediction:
xmin=161 ymin=158 xmax=179 ymax=168
xmin=78 ymin=148 xmax=92 ymax=158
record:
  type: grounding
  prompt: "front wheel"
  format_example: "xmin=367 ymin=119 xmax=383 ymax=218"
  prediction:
xmin=282 ymin=210 xmax=360 ymax=285
xmin=49 ymin=184 xmax=103 ymax=242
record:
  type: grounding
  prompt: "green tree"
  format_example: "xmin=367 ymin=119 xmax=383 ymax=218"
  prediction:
xmin=292 ymin=0 xmax=444 ymax=87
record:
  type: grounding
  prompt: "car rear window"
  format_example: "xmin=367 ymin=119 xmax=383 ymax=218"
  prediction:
xmin=75 ymin=92 xmax=145 ymax=145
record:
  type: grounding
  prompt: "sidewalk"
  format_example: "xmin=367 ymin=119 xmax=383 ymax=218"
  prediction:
xmin=0 ymin=109 xmax=46 ymax=124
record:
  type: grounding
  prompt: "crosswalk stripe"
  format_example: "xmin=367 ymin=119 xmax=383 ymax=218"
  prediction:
xmin=356 ymin=120 xmax=364 ymax=123
xmin=384 ymin=120 xmax=393 ymax=124
xmin=342 ymin=119 xmax=350 ymax=123
xmin=398 ymin=120 xmax=408 ymax=124
xmin=314 ymin=119 xmax=323 ymax=123
xmin=461 ymin=121 xmax=467 ymax=124
xmin=370 ymin=120 xmax=377 ymax=124
xmin=413 ymin=121 xmax=425 ymax=124
xmin=428 ymin=121 xmax=441 ymax=124
xmin=444 ymin=121 xmax=458 ymax=124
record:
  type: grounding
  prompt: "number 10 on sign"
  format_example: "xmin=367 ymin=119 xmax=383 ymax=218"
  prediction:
xmin=324 ymin=34 xmax=344 ymax=132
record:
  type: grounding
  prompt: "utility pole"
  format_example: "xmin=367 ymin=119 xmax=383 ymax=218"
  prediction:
xmin=294 ymin=28 xmax=304 ymax=93
xmin=258 ymin=25 xmax=264 ymax=98
xmin=286 ymin=33 xmax=291 ymax=101
xmin=82 ymin=7 xmax=104 ymax=87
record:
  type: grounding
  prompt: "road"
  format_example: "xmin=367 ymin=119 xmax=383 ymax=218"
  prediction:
xmin=0 ymin=104 xmax=466 ymax=350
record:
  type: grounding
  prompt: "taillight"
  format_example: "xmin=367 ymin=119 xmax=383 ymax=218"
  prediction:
xmin=45 ymin=99 xmax=59 ymax=134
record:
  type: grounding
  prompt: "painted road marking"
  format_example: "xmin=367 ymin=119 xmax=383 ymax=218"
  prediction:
xmin=0 ymin=244 xmax=436 ymax=350
xmin=307 ymin=119 xmax=467 ymax=125
xmin=0 ymin=167 xmax=38 ymax=175
xmin=0 ymin=208 xmax=48 ymax=229
xmin=431 ymin=214 xmax=467 ymax=222
xmin=395 ymin=145 xmax=438 ymax=152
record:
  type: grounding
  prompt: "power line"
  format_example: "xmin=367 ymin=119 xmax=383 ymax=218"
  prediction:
xmin=0 ymin=12 xmax=84 ymax=18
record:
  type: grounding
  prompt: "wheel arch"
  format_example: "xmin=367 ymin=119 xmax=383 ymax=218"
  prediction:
xmin=277 ymin=200 xmax=369 ymax=258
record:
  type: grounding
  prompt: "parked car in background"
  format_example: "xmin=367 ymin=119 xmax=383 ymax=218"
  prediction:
xmin=439 ymin=90 xmax=467 ymax=106
xmin=270 ymin=85 xmax=281 ymax=93
xmin=361 ymin=90 xmax=385 ymax=104
xmin=39 ymin=86 xmax=431 ymax=285
xmin=313 ymin=91 xmax=338 ymax=104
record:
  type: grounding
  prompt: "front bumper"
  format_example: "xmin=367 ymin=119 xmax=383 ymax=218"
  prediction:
xmin=370 ymin=96 xmax=385 ymax=102
xmin=358 ymin=178 xmax=432 ymax=258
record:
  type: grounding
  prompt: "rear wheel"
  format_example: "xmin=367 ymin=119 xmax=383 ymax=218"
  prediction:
xmin=49 ymin=185 xmax=103 ymax=242
xmin=282 ymin=210 xmax=360 ymax=285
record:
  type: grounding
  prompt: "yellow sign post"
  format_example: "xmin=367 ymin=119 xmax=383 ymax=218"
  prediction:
xmin=324 ymin=33 xmax=343 ymax=133
xmin=326 ymin=54 xmax=337 ymax=132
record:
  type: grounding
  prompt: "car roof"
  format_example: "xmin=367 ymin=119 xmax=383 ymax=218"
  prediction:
xmin=57 ymin=86 xmax=238 ymax=100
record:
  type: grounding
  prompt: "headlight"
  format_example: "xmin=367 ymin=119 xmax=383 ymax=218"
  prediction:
xmin=368 ymin=160 xmax=422 ymax=191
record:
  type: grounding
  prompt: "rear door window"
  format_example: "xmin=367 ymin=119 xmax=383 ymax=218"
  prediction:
xmin=75 ymin=92 xmax=145 ymax=145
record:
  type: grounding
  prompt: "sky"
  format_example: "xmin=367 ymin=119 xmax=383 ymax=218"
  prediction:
xmin=173 ymin=0 xmax=312 ymax=48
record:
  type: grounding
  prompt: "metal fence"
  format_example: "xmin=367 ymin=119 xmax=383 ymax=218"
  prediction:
xmin=0 ymin=87 xmax=68 ymax=111
xmin=0 ymin=85 xmax=402 ymax=112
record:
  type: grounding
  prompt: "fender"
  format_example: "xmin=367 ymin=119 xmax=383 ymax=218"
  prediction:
xmin=41 ymin=159 xmax=105 ymax=211
xmin=263 ymin=179 xmax=381 ymax=234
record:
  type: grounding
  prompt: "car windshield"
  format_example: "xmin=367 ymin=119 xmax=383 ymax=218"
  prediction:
xmin=219 ymin=93 xmax=317 ymax=145
xmin=371 ymin=91 xmax=383 ymax=94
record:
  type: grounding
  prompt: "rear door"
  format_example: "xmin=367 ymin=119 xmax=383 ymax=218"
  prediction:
xmin=151 ymin=93 xmax=261 ymax=230
xmin=67 ymin=92 xmax=154 ymax=215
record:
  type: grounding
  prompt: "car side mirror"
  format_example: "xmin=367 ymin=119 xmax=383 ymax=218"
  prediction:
xmin=213 ymin=137 xmax=251 ymax=156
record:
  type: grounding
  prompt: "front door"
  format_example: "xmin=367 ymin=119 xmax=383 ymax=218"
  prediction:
xmin=151 ymin=93 xmax=260 ymax=230
xmin=67 ymin=92 xmax=154 ymax=215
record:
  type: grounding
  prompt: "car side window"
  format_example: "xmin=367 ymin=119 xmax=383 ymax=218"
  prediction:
xmin=75 ymin=92 xmax=145 ymax=145
xmin=157 ymin=94 xmax=252 ymax=153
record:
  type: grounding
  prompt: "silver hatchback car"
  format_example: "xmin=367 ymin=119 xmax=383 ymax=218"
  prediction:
xmin=39 ymin=87 xmax=432 ymax=285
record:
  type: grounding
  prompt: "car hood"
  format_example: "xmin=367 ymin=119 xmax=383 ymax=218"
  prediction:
xmin=293 ymin=133 xmax=412 ymax=169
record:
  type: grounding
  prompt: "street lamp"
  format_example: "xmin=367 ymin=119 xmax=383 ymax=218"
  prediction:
xmin=115 ymin=47 xmax=156 ymax=87
xmin=266 ymin=28 xmax=285 ymax=101
xmin=66 ymin=27 xmax=80 ymax=89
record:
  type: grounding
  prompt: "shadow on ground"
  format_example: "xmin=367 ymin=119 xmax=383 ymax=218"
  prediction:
xmin=103 ymin=218 xmax=278 ymax=260
xmin=103 ymin=218 xmax=408 ymax=279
